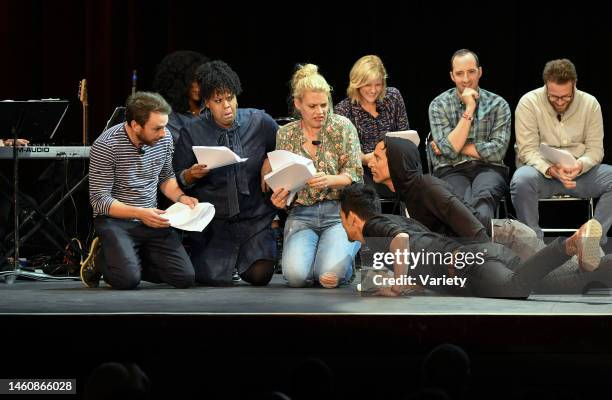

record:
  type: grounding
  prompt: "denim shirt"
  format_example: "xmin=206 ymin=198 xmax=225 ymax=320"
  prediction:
xmin=173 ymin=108 xmax=278 ymax=219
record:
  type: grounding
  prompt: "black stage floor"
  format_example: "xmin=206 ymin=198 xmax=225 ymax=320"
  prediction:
xmin=3 ymin=274 xmax=612 ymax=399
xmin=2 ymin=274 xmax=612 ymax=315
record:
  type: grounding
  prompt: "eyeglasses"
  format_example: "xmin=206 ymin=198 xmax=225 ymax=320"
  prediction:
xmin=547 ymin=94 xmax=573 ymax=102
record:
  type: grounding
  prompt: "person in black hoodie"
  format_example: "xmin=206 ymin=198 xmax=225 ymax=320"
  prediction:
xmin=369 ymin=136 xmax=490 ymax=242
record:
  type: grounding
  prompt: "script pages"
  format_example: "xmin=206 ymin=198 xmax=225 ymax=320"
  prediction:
xmin=539 ymin=143 xmax=577 ymax=168
xmin=264 ymin=150 xmax=317 ymax=206
xmin=192 ymin=146 xmax=248 ymax=169
xmin=385 ymin=130 xmax=420 ymax=146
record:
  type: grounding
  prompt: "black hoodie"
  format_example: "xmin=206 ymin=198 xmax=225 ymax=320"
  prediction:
xmin=385 ymin=136 xmax=489 ymax=242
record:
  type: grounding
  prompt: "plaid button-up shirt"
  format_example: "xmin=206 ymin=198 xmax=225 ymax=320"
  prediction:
xmin=428 ymin=87 xmax=511 ymax=171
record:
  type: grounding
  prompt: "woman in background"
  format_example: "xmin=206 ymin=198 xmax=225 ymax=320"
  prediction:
xmin=335 ymin=55 xmax=410 ymax=197
xmin=152 ymin=50 xmax=208 ymax=142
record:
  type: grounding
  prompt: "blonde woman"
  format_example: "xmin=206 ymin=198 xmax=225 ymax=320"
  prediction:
xmin=335 ymin=55 xmax=409 ymax=161
xmin=271 ymin=64 xmax=363 ymax=288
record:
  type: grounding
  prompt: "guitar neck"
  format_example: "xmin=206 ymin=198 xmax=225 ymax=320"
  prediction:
xmin=82 ymin=103 xmax=88 ymax=145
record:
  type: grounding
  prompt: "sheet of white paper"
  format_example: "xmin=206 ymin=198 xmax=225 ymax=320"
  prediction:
xmin=265 ymin=150 xmax=317 ymax=206
xmin=267 ymin=150 xmax=311 ymax=171
xmin=164 ymin=202 xmax=215 ymax=232
xmin=385 ymin=130 xmax=420 ymax=146
xmin=539 ymin=143 xmax=577 ymax=168
xmin=265 ymin=163 xmax=316 ymax=192
xmin=192 ymin=146 xmax=248 ymax=169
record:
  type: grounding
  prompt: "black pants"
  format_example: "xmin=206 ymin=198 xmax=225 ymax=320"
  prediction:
xmin=436 ymin=161 xmax=507 ymax=220
xmin=460 ymin=239 xmax=612 ymax=297
xmin=94 ymin=217 xmax=195 ymax=290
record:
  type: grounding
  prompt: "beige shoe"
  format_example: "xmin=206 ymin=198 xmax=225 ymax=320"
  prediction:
xmin=570 ymin=219 xmax=603 ymax=272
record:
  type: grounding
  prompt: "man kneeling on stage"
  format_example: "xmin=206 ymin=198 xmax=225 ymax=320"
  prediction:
xmin=339 ymin=183 xmax=612 ymax=297
xmin=81 ymin=92 xmax=198 ymax=289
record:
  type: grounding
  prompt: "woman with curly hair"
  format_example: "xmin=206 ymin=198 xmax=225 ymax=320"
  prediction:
xmin=173 ymin=60 xmax=279 ymax=286
xmin=152 ymin=50 xmax=208 ymax=142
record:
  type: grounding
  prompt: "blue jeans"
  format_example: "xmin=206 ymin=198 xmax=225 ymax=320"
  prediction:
xmin=282 ymin=200 xmax=360 ymax=288
xmin=510 ymin=164 xmax=612 ymax=244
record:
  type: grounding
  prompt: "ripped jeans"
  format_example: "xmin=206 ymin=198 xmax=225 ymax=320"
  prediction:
xmin=282 ymin=200 xmax=360 ymax=288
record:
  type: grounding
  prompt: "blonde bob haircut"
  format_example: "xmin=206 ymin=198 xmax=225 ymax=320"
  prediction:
xmin=347 ymin=55 xmax=388 ymax=104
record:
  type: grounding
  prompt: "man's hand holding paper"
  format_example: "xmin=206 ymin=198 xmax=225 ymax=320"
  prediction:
xmin=163 ymin=202 xmax=215 ymax=232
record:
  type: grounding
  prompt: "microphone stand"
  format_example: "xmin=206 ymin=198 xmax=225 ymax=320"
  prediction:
xmin=5 ymin=109 xmax=24 ymax=284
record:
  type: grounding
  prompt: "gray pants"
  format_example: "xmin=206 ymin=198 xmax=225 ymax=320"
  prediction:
xmin=492 ymin=218 xmax=606 ymax=294
xmin=510 ymin=164 xmax=612 ymax=244
xmin=436 ymin=161 xmax=508 ymax=221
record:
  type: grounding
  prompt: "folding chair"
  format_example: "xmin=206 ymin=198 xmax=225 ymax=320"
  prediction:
xmin=425 ymin=132 xmax=508 ymax=218
xmin=539 ymin=195 xmax=595 ymax=233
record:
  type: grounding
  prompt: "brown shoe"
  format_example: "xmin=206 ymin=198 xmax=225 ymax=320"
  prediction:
xmin=80 ymin=237 xmax=102 ymax=287
xmin=568 ymin=219 xmax=603 ymax=272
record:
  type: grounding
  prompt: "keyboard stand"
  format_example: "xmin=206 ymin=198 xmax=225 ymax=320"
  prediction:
xmin=0 ymin=168 xmax=88 ymax=283
xmin=0 ymin=99 xmax=77 ymax=284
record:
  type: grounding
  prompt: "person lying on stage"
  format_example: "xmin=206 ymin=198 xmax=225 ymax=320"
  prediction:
xmin=339 ymin=183 xmax=611 ymax=297
xmin=81 ymin=91 xmax=198 ymax=290
xmin=372 ymin=136 xmax=606 ymax=282
xmin=173 ymin=60 xmax=279 ymax=286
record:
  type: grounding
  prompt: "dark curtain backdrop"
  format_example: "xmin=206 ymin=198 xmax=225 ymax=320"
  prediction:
xmin=2 ymin=0 xmax=610 ymax=168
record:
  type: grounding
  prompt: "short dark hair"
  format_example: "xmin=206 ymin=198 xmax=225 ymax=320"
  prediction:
xmin=125 ymin=91 xmax=171 ymax=127
xmin=543 ymin=58 xmax=577 ymax=84
xmin=196 ymin=60 xmax=243 ymax=101
xmin=376 ymin=136 xmax=387 ymax=149
xmin=152 ymin=50 xmax=208 ymax=113
xmin=339 ymin=183 xmax=381 ymax=221
xmin=450 ymin=49 xmax=480 ymax=70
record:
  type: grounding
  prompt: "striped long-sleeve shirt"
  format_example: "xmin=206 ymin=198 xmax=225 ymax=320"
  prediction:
xmin=89 ymin=123 xmax=175 ymax=217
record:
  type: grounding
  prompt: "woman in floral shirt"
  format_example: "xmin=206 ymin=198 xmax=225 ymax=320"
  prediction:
xmin=271 ymin=64 xmax=363 ymax=288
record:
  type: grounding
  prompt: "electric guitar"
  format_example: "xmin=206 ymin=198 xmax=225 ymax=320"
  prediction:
xmin=78 ymin=79 xmax=88 ymax=145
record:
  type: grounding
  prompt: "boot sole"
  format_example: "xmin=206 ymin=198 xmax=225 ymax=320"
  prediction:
xmin=580 ymin=220 xmax=602 ymax=272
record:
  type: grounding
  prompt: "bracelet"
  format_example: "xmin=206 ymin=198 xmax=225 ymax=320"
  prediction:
xmin=176 ymin=193 xmax=186 ymax=202
xmin=462 ymin=112 xmax=473 ymax=121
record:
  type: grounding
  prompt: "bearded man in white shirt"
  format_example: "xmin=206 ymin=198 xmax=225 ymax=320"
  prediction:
xmin=511 ymin=58 xmax=612 ymax=245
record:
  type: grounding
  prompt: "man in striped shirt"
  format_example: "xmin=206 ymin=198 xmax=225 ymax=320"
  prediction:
xmin=428 ymin=49 xmax=511 ymax=220
xmin=82 ymin=92 xmax=198 ymax=289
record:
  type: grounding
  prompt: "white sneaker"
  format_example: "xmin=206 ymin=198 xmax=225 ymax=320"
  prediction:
xmin=574 ymin=219 xmax=603 ymax=272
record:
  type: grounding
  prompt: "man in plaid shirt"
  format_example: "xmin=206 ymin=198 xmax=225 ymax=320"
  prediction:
xmin=428 ymin=49 xmax=511 ymax=220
